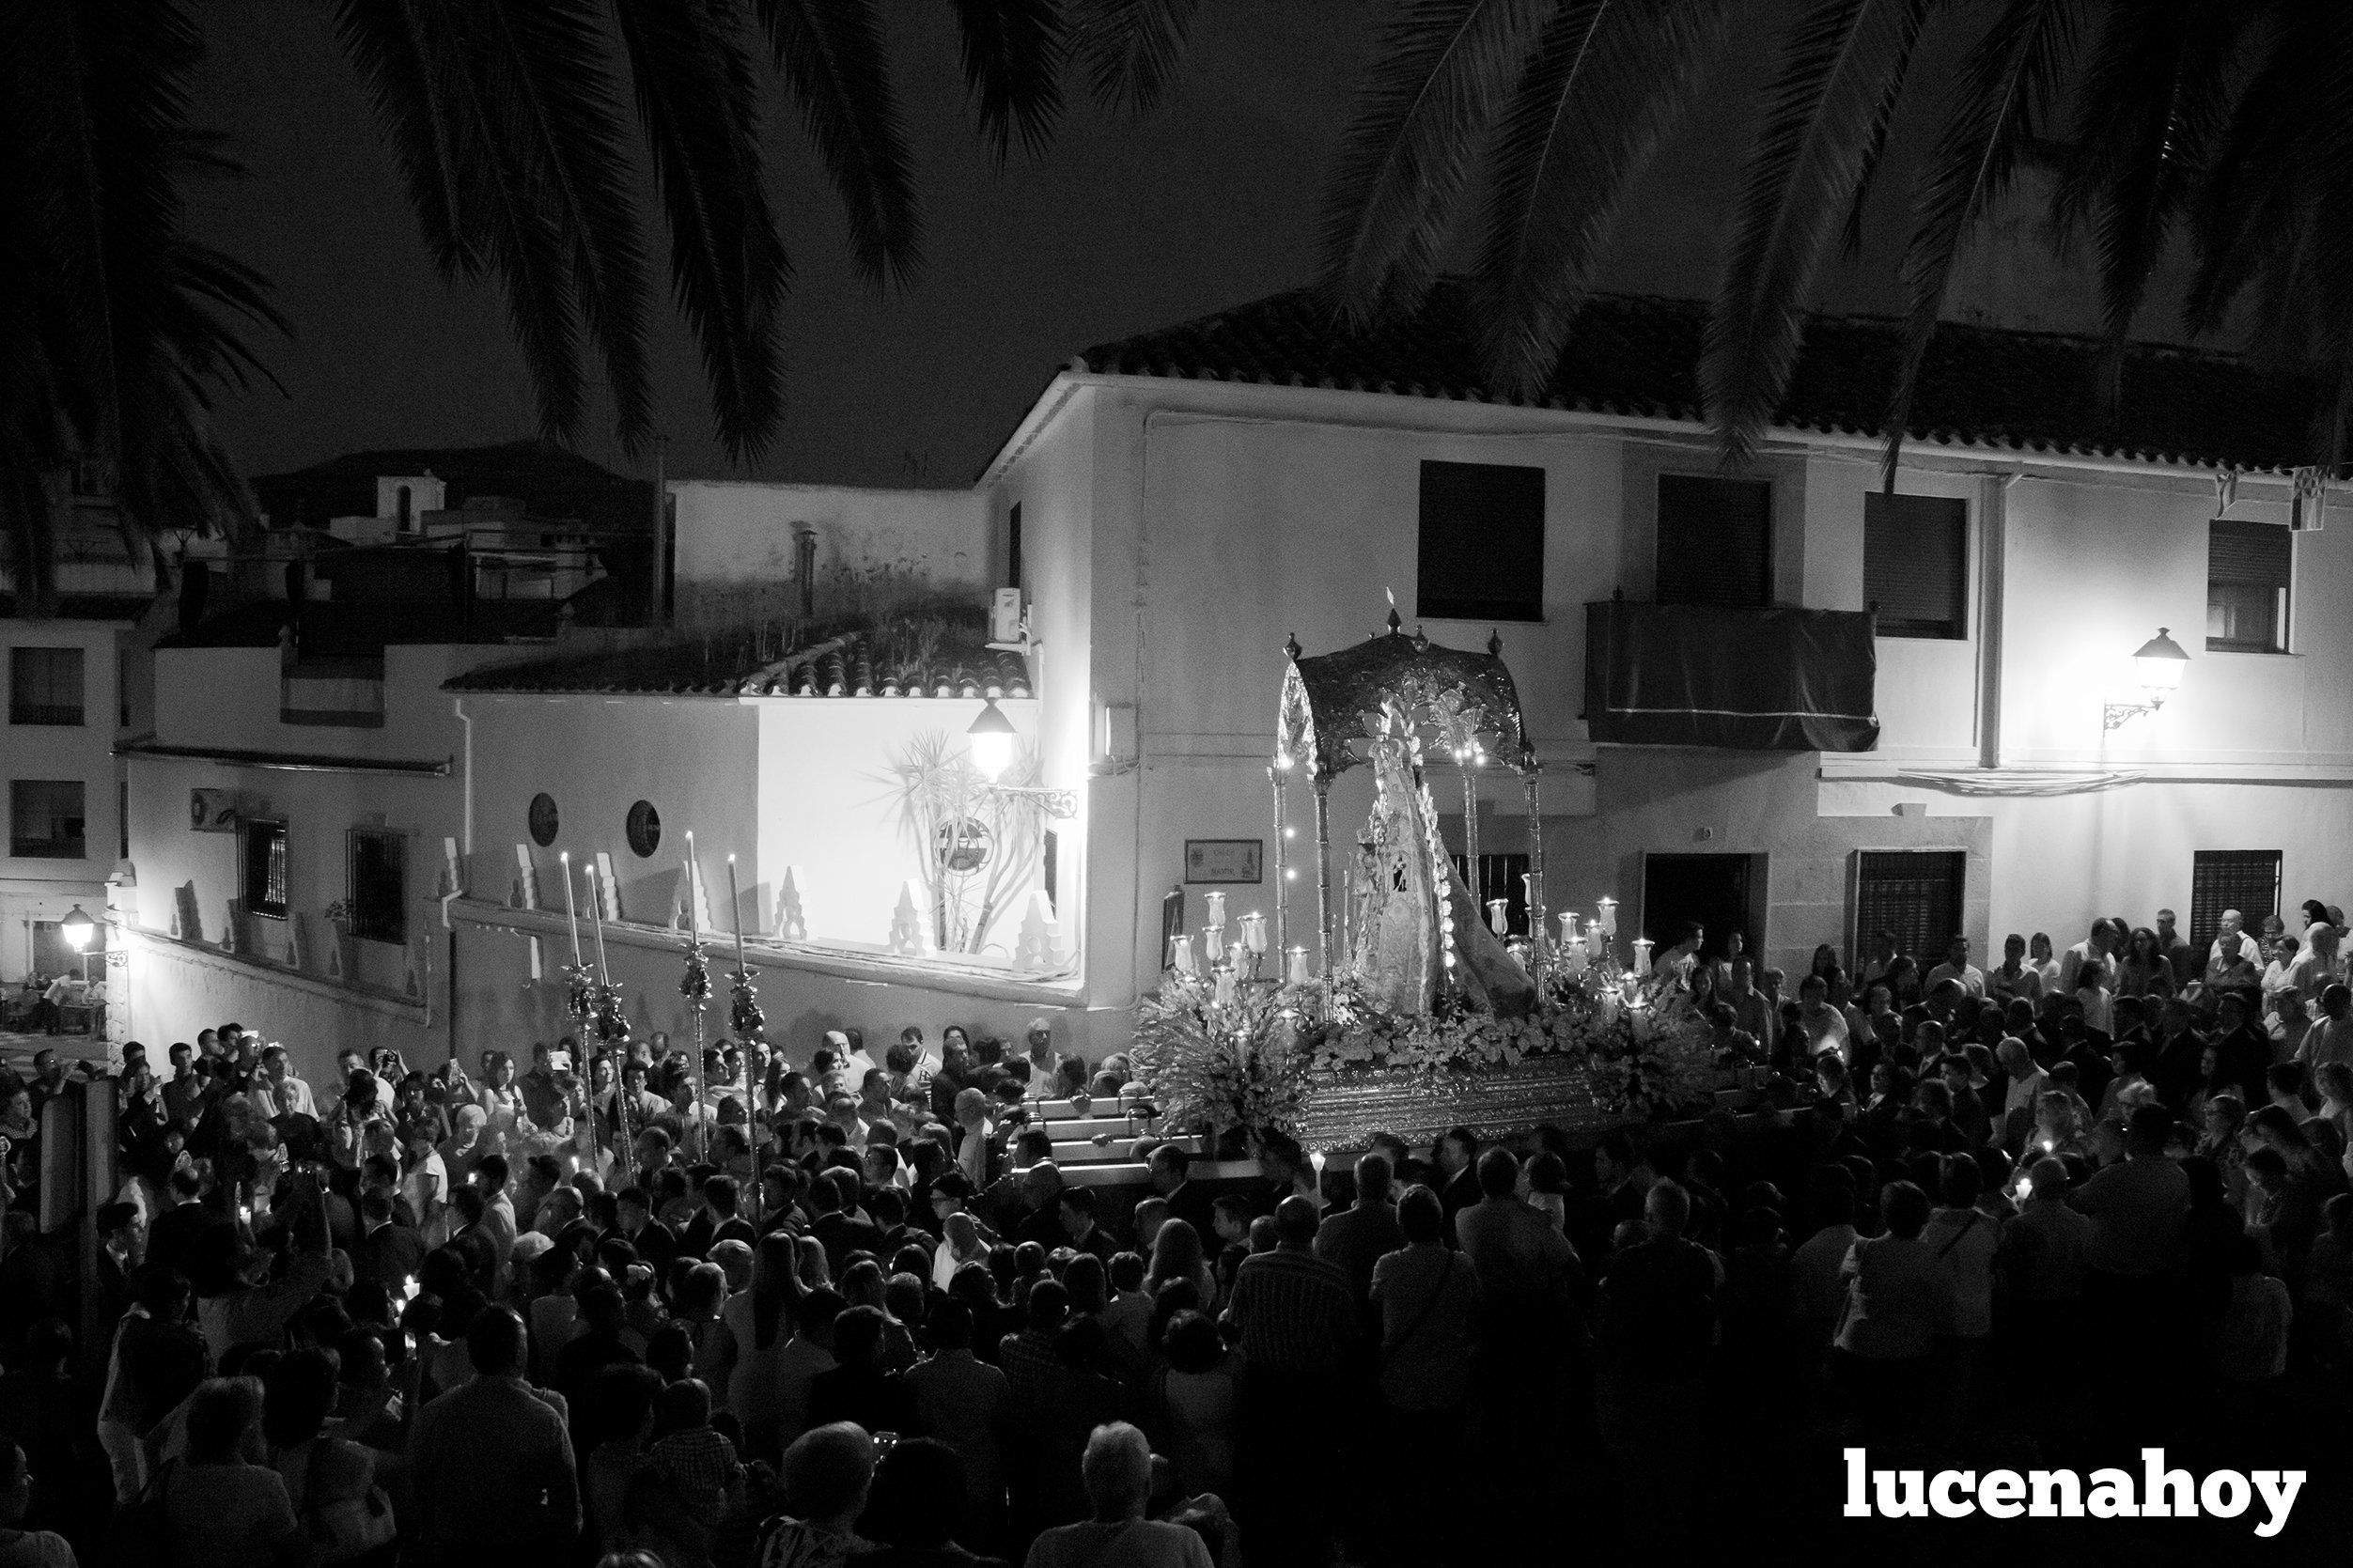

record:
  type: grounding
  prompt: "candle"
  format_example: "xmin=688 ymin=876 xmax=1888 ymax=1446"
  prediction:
xmin=1597 ymin=896 xmax=1618 ymax=937
xmin=588 ymin=865 xmax=612 ymax=978
xmin=1309 ymin=1149 xmax=1326 ymax=1206
xmin=1558 ymin=910 xmax=1580 ymax=945
xmin=725 ymin=854 xmax=749 ymax=974
xmin=683 ymin=831 xmax=698 ymax=941
xmin=560 ymin=851 xmax=583 ymax=966
xmin=1205 ymin=891 xmax=1226 ymax=929
xmin=1286 ymin=945 xmax=1311 ymax=984
xmin=1584 ymin=919 xmax=1603 ymax=956
xmin=1203 ymin=924 xmax=1224 ymax=962
xmin=1632 ymin=937 xmax=1655 ymax=973
xmin=1171 ymin=934 xmax=1197 ymax=975
xmin=1213 ymin=967 xmax=1237 ymax=1006
xmin=1240 ymin=912 xmax=1268 ymax=954
xmin=1487 ymin=898 xmax=1508 ymax=937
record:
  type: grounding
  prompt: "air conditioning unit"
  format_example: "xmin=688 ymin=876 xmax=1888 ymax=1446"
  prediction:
xmin=189 ymin=788 xmax=241 ymax=832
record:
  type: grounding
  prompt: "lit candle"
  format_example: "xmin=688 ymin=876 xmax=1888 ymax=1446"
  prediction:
xmin=1597 ymin=896 xmax=1618 ymax=937
xmin=1309 ymin=1149 xmax=1326 ymax=1207
xmin=560 ymin=850 xmax=583 ymax=966
xmin=1213 ymin=967 xmax=1237 ymax=1006
xmin=1487 ymin=898 xmax=1509 ymax=937
xmin=1203 ymin=924 xmax=1224 ymax=962
xmin=1584 ymin=919 xmax=1603 ymax=956
xmin=1632 ymin=937 xmax=1655 ymax=973
xmin=1171 ymin=934 xmax=1197 ymax=975
xmin=1240 ymin=911 xmax=1268 ymax=954
xmin=1205 ymin=891 xmax=1226 ymax=929
xmin=1558 ymin=910 xmax=1580 ymax=945
xmin=683 ymin=831 xmax=698 ymax=941
xmin=1286 ymin=945 xmax=1311 ymax=984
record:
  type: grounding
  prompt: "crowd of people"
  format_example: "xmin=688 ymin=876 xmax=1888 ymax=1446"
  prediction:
xmin=0 ymin=896 xmax=2344 ymax=1564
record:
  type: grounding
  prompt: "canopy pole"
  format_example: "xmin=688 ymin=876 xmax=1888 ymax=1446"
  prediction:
xmin=1270 ymin=762 xmax=1288 ymax=961
xmin=1522 ymin=763 xmax=1545 ymax=980
xmin=1313 ymin=777 xmax=1333 ymax=985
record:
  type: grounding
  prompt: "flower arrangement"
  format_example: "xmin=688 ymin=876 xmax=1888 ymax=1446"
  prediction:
xmin=563 ymin=962 xmax=598 ymax=1026
xmin=592 ymin=978 xmax=632 ymax=1047
xmin=680 ymin=941 xmax=711 ymax=1007
xmin=1133 ymin=954 xmax=1722 ymax=1139
xmin=1130 ymin=970 xmax=1316 ymax=1141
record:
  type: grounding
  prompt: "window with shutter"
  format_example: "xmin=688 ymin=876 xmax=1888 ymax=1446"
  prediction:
xmin=242 ymin=821 xmax=288 ymax=920
xmin=1416 ymin=461 xmax=1546 ymax=621
xmin=2206 ymin=519 xmax=2291 ymax=653
xmin=1863 ymin=493 xmax=1969 ymax=638
xmin=1657 ymin=474 xmax=1771 ymax=607
xmin=2189 ymin=851 xmax=2281 ymax=950
xmin=1852 ymin=851 xmax=1965 ymax=964
xmin=349 ymin=829 xmax=407 ymax=944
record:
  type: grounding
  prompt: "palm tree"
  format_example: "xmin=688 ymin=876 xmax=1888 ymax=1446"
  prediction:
xmin=1321 ymin=0 xmax=2353 ymax=480
xmin=1 ymin=0 xmax=1200 ymax=611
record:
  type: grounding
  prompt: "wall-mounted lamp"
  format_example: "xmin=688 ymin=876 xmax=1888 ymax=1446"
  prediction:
xmin=965 ymin=697 xmax=1079 ymax=818
xmin=2103 ymin=628 xmax=2190 ymax=731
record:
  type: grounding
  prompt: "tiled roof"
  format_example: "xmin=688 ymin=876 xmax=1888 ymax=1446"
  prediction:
xmin=444 ymin=626 xmax=1034 ymax=698
xmin=1077 ymin=283 xmax=2330 ymax=474
xmin=161 ymin=597 xmax=567 ymax=652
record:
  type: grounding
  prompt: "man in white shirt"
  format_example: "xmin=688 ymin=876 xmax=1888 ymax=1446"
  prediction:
xmin=2059 ymin=919 xmax=2118 ymax=997
xmin=1024 ymin=1422 xmax=1215 ymax=1568
xmin=1995 ymin=1037 xmax=2048 ymax=1148
xmin=249 ymin=1044 xmax=318 ymax=1121
xmin=2207 ymin=908 xmax=2252 ymax=974
xmin=1924 ymin=937 xmax=1987 ymax=1000
xmin=1796 ymin=975 xmax=1849 ymax=1059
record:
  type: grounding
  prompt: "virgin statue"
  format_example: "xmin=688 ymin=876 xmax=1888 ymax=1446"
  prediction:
xmin=1346 ymin=728 xmax=1442 ymax=1013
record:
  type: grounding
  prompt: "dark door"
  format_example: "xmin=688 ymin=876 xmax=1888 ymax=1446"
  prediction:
xmin=1642 ymin=852 xmax=1765 ymax=962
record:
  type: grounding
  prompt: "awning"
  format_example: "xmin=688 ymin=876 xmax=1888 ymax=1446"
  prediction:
xmin=1584 ymin=599 xmax=1879 ymax=752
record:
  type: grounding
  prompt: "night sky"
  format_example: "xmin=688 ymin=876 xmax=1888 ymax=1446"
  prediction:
xmin=187 ymin=3 xmax=2065 ymax=493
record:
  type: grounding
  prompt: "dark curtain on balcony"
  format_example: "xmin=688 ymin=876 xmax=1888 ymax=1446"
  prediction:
xmin=1584 ymin=600 xmax=1879 ymax=751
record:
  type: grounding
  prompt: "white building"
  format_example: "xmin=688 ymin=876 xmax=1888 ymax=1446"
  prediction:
xmin=0 ymin=470 xmax=155 ymax=1020
xmin=155 ymin=289 xmax=2353 ymax=1078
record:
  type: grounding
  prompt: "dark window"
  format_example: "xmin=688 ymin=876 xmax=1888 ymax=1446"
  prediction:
xmin=2189 ymin=850 xmax=2281 ymax=951
xmin=10 ymin=781 xmax=85 ymax=860
xmin=2207 ymin=519 xmax=2291 ymax=653
xmin=1007 ymin=502 xmax=1023 ymax=595
xmin=626 ymin=800 xmax=662 ymax=858
xmin=350 ymin=829 xmax=407 ymax=945
xmin=1451 ymin=852 xmax=1533 ymax=937
xmin=528 ymin=792 xmax=559 ymax=847
xmin=1416 ymin=460 xmax=1546 ymax=622
xmin=1657 ymin=474 xmax=1772 ymax=608
xmin=242 ymin=820 xmax=288 ymax=920
xmin=10 ymin=647 xmax=84 ymax=725
xmin=1865 ymin=492 xmax=1969 ymax=638
xmin=1853 ymin=850 xmax=1965 ymax=964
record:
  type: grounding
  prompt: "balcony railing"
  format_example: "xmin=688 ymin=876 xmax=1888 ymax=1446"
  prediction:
xmin=1583 ymin=598 xmax=1879 ymax=752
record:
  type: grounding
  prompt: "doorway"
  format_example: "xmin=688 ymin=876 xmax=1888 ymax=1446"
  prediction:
xmin=1641 ymin=852 xmax=1768 ymax=962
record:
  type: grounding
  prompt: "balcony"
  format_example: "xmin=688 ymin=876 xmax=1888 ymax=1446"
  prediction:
xmin=1583 ymin=598 xmax=1879 ymax=752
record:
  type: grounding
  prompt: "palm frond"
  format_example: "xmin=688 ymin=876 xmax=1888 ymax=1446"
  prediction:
xmin=621 ymin=0 xmax=792 ymax=461
xmin=1067 ymin=0 xmax=1202 ymax=115
xmin=1879 ymin=0 xmax=2091 ymax=487
xmin=946 ymin=0 xmax=1067 ymax=161
xmin=1318 ymin=0 xmax=1556 ymax=326
xmin=757 ymin=0 xmax=918 ymax=287
xmin=1705 ymin=0 xmax=1930 ymax=464
xmin=1473 ymin=0 xmax=1732 ymax=395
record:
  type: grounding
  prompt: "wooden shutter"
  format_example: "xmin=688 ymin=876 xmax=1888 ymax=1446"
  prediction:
xmin=2189 ymin=851 xmax=2281 ymax=950
xmin=1864 ymin=493 xmax=1968 ymax=638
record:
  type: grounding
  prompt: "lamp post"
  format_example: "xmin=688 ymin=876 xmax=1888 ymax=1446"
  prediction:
xmin=2103 ymin=628 xmax=2191 ymax=730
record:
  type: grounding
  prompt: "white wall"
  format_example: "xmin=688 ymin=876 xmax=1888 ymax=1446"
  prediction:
xmin=669 ymin=480 xmax=995 ymax=628
xmin=0 ymin=624 xmax=126 ymax=981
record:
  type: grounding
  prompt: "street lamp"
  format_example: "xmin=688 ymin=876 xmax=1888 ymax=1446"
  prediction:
xmin=963 ymin=697 xmax=1078 ymax=818
xmin=965 ymin=697 xmax=1018 ymax=783
xmin=2104 ymin=628 xmax=2191 ymax=731
xmin=61 ymin=904 xmax=95 ymax=986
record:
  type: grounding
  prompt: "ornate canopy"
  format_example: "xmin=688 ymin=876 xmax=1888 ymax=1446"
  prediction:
xmin=1278 ymin=610 xmax=1534 ymax=784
